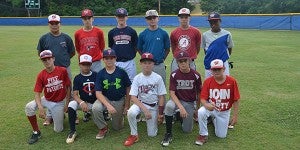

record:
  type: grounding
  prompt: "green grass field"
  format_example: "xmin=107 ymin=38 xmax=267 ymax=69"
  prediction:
xmin=0 ymin=26 xmax=299 ymax=149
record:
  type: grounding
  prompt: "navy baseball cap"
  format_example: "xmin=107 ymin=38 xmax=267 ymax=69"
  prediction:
xmin=208 ymin=12 xmax=221 ymax=21
xmin=140 ymin=52 xmax=154 ymax=62
xmin=103 ymin=49 xmax=116 ymax=58
xmin=81 ymin=9 xmax=93 ymax=18
xmin=175 ymin=51 xmax=190 ymax=60
xmin=115 ymin=8 xmax=128 ymax=16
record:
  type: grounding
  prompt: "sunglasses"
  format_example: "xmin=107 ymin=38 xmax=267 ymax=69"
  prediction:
xmin=146 ymin=16 xmax=157 ymax=20
xmin=49 ymin=22 xmax=59 ymax=25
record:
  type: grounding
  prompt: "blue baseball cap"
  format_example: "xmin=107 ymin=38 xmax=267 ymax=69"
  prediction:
xmin=103 ymin=49 xmax=116 ymax=58
xmin=115 ymin=8 xmax=128 ymax=16
xmin=208 ymin=12 xmax=221 ymax=21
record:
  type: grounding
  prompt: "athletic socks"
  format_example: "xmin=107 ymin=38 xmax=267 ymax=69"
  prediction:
xmin=68 ymin=107 xmax=77 ymax=132
xmin=165 ymin=115 xmax=173 ymax=134
xmin=27 ymin=115 xmax=40 ymax=132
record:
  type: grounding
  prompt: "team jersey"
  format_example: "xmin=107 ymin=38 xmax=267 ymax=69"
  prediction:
xmin=130 ymin=72 xmax=167 ymax=104
xmin=137 ymin=28 xmax=170 ymax=64
xmin=170 ymin=26 xmax=201 ymax=59
xmin=169 ymin=69 xmax=202 ymax=102
xmin=95 ymin=67 xmax=131 ymax=101
xmin=37 ymin=33 xmax=75 ymax=67
xmin=200 ymin=76 xmax=240 ymax=111
xmin=201 ymin=28 xmax=234 ymax=69
xmin=34 ymin=66 xmax=71 ymax=102
xmin=73 ymin=71 xmax=97 ymax=104
xmin=74 ymin=27 xmax=105 ymax=62
xmin=108 ymin=26 xmax=138 ymax=62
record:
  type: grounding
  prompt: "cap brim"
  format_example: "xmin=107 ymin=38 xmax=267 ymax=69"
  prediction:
xmin=178 ymin=14 xmax=190 ymax=17
xmin=208 ymin=18 xmax=220 ymax=21
xmin=140 ymin=58 xmax=155 ymax=62
xmin=176 ymin=57 xmax=190 ymax=60
xmin=211 ymin=66 xmax=223 ymax=69
xmin=145 ymin=16 xmax=158 ymax=19
xmin=40 ymin=56 xmax=53 ymax=59
xmin=79 ymin=61 xmax=92 ymax=64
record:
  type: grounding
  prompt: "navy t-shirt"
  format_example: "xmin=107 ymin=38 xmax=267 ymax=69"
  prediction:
xmin=73 ymin=71 xmax=97 ymax=104
xmin=95 ymin=67 xmax=131 ymax=101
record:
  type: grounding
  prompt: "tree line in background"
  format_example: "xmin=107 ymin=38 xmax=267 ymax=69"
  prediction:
xmin=1 ymin=0 xmax=300 ymax=17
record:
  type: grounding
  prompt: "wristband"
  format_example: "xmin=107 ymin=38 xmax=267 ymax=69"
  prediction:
xmin=159 ymin=106 xmax=164 ymax=115
xmin=79 ymin=101 xmax=85 ymax=105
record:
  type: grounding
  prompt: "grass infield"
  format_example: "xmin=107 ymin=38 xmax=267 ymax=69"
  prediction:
xmin=0 ymin=26 xmax=299 ymax=149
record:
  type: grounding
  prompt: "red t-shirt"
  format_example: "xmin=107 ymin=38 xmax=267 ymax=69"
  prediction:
xmin=200 ymin=76 xmax=240 ymax=111
xmin=74 ymin=27 xmax=105 ymax=62
xmin=34 ymin=66 xmax=71 ymax=102
xmin=169 ymin=69 xmax=202 ymax=102
xmin=170 ymin=26 xmax=201 ymax=59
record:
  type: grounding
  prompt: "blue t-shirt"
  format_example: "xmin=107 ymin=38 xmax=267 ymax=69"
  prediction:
xmin=108 ymin=26 xmax=138 ymax=62
xmin=73 ymin=71 xmax=97 ymax=104
xmin=137 ymin=28 xmax=170 ymax=63
xmin=37 ymin=32 xmax=75 ymax=67
xmin=95 ymin=67 xmax=131 ymax=101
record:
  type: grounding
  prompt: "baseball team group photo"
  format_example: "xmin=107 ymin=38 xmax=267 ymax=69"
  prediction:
xmin=0 ymin=0 xmax=299 ymax=149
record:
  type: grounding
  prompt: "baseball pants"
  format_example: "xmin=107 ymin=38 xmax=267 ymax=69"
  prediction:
xmin=127 ymin=103 xmax=158 ymax=137
xmin=25 ymin=97 xmax=65 ymax=132
xmin=153 ymin=63 xmax=166 ymax=85
xmin=116 ymin=59 xmax=136 ymax=83
xmin=205 ymin=60 xmax=230 ymax=79
xmin=170 ymin=58 xmax=196 ymax=73
xmin=165 ymin=100 xmax=195 ymax=133
xmin=92 ymin=97 xmax=125 ymax=130
xmin=197 ymin=106 xmax=230 ymax=138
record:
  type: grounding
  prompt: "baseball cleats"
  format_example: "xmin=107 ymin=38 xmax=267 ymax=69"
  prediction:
xmin=43 ymin=118 xmax=53 ymax=126
xmin=28 ymin=131 xmax=41 ymax=144
xmin=124 ymin=135 xmax=139 ymax=146
xmin=195 ymin=135 xmax=208 ymax=146
xmin=96 ymin=127 xmax=108 ymax=140
xmin=75 ymin=117 xmax=79 ymax=125
xmin=161 ymin=133 xmax=172 ymax=147
xmin=66 ymin=131 xmax=77 ymax=144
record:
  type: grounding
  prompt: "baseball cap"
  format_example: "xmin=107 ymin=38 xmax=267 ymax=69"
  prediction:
xmin=140 ymin=52 xmax=154 ymax=62
xmin=145 ymin=10 xmax=158 ymax=18
xmin=208 ymin=12 xmax=221 ymax=21
xmin=175 ymin=51 xmax=190 ymax=60
xmin=210 ymin=59 xmax=224 ymax=69
xmin=40 ymin=50 xmax=54 ymax=59
xmin=81 ymin=9 xmax=93 ymax=17
xmin=79 ymin=54 xmax=92 ymax=64
xmin=115 ymin=8 xmax=128 ymax=16
xmin=103 ymin=49 xmax=117 ymax=58
xmin=48 ymin=14 xmax=60 ymax=23
xmin=178 ymin=8 xmax=190 ymax=16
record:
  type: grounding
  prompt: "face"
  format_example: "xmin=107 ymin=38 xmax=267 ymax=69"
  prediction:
xmin=48 ymin=21 xmax=60 ymax=34
xmin=146 ymin=16 xmax=159 ymax=26
xmin=211 ymin=68 xmax=225 ymax=77
xmin=79 ymin=62 xmax=92 ymax=74
xmin=178 ymin=15 xmax=190 ymax=27
xmin=209 ymin=19 xmax=221 ymax=31
xmin=116 ymin=15 xmax=128 ymax=26
xmin=103 ymin=56 xmax=116 ymax=67
xmin=41 ymin=57 xmax=55 ymax=68
xmin=140 ymin=60 xmax=154 ymax=73
xmin=177 ymin=59 xmax=190 ymax=70
xmin=81 ymin=16 xmax=94 ymax=27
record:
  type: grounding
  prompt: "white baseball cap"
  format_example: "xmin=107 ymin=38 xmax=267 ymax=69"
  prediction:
xmin=79 ymin=54 xmax=92 ymax=64
xmin=210 ymin=59 xmax=224 ymax=69
xmin=178 ymin=8 xmax=190 ymax=16
xmin=48 ymin=14 xmax=60 ymax=23
xmin=145 ymin=10 xmax=158 ymax=18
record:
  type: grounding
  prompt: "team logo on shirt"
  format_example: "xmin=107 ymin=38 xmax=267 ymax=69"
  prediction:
xmin=103 ymin=78 xmax=121 ymax=89
xmin=139 ymin=84 xmax=158 ymax=94
xmin=83 ymin=80 xmax=95 ymax=96
xmin=178 ymin=35 xmax=191 ymax=50
xmin=45 ymin=76 xmax=64 ymax=93
xmin=176 ymin=80 xmax=194 ymax=89
xmin=209 ymin=89 xmax=231 ymax=110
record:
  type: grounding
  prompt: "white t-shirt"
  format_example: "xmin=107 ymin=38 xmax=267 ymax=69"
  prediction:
xmin=130 ymin=72 xmax=167 ymax=104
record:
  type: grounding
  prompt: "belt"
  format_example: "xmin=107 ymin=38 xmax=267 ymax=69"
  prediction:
xmin=142 ymin=101 xmax=157 ymax=107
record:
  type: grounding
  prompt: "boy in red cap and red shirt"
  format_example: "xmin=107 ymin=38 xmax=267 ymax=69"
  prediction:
xmin=74 ymin=9 xmax=105 ymax=73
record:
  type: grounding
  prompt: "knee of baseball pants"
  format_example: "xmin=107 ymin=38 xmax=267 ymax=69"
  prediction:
xmin=25 ymin=100 xmax=37 ymax=116
xmin=182 ymin=109 xmax=194 ymax=133
xmin=198 ymin=106 xmax=209 ymax=122
xmin=127 ymin=106 xmax=139 ymax=120
xmin=52 ymin=103 xmax=65 ymax=132
xmin=164 ymin=100 xmax=176 ymax=116
xmin=68 ymin=100 xmax=78 ymax=110
xmin=92 ymin=100 xmax=107 ymax=129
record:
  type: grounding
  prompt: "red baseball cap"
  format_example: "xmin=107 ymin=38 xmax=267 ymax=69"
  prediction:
xmin=175 ymin=51 xmax=190 ymax=60
xmin=140 ymin=52 xmax=154 ymax=62
xmin=81 ymin=9 xmax=93 ymax=18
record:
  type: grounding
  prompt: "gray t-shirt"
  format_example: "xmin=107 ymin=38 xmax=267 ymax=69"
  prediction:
xmin=37 ymin=32 xmax=75 ymax=67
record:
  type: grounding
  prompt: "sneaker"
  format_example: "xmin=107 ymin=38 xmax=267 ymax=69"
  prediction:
xmin=28 ymin=131 xmax=41 ymax=144
xmin=66 ymin=131 xmax=77 ymax=144
xmin=195 ymin=135 xmax=208 ymax=146
xmin=83 ymin=112 xmax=91 ymax=122
xmin=43 ymin=118 xmax=53 ymax=126
xmin=75 ymin=117 xmax=79 ymax=125
xmin=124 ymin=135 xmax=139 ymax=146
xmin=96 ymin=127 xmax=108 ymax=140
xmin=161 ymin=133 xmax=172 ymax=147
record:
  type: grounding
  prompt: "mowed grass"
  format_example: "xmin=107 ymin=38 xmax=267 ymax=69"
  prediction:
xmin=0 ymin=26 xmax=299 ymax=149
